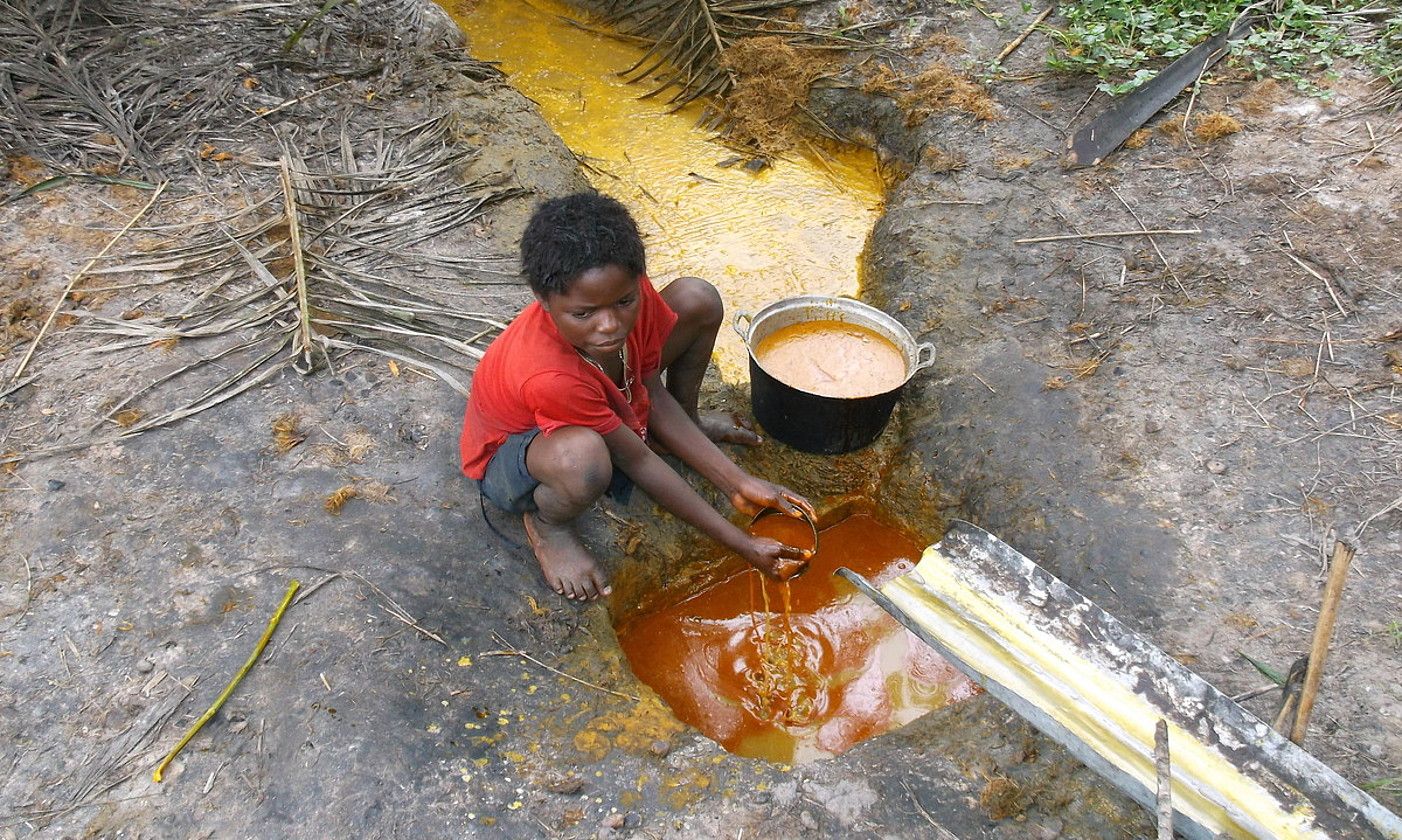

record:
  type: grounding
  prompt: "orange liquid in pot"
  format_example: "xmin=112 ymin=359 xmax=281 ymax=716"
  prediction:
xmin=754 ymin=320 xmax=906 ymax=399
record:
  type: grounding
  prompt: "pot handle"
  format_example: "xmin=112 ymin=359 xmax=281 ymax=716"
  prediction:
xmin=732 ymin=310 xmax=753 ymax=342
xmin=913 ymin=342 xmax=937 ymax=372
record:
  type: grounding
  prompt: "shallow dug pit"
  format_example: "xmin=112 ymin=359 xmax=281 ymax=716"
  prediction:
xmin=615 ymin=500 xmax=979 ymax=765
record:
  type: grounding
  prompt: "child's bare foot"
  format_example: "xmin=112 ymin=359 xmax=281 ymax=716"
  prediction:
xmin=522 ymin=511 xmax=612 ymax=600
xmin=697 ymin=411 xmax=762 ymax=446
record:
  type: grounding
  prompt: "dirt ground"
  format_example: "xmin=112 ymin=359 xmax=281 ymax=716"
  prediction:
xmin=828 ymin=0 xmax=1401 ymax=799
xmin=1 ymin=0 xmax=1398 ymax=838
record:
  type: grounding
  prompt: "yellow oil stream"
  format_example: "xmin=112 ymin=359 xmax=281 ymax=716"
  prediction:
xmin=446 ymin=0 xmax=884 ymax=378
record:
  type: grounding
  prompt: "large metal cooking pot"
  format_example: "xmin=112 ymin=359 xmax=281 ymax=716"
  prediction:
xmin=733 ymin=296 xmax=935 ymax=454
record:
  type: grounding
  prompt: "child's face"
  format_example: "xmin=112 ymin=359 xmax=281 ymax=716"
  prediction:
xmin=538 ymin=264 xmax=642 ymax=362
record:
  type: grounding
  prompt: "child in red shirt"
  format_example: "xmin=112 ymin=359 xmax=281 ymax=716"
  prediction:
xmin=461 ymin=192 xmax=812 ymax=600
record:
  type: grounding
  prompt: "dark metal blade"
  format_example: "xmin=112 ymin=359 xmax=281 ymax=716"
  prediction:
xmin=1065 ymin=17 xmax=1254 ymax=168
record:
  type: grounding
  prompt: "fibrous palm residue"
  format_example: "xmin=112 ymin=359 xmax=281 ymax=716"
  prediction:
xmin=922 ymin=145 xmax=968 ymax=173
xmin=1193 ymin=112 xmax=1242 ymax=142
xmin=863 ymin=62 xmax=998 ymax=126
xmin=3 ymin=299 xmax=42 ymax=350
xmin=979 ymin=775 xmax=1026 ymax=820
xmin=271 ymin=413 xmax=304 ymax=453
xmin=719 ymin=35 xmax=827 ymax=154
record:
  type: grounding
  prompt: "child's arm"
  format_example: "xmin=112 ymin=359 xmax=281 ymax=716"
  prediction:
xmin=602 ymin=422 xmax=808 ymax=580
xmin=642 ymin=373 xmax=811 ymax=519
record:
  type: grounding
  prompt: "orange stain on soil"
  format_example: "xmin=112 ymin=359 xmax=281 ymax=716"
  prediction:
xmin=617 ymin=510 xmax=979 ymax=764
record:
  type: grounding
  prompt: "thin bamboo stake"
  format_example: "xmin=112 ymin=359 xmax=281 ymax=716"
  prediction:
xmin=11 ymin=182 xmax=167 ymax=381
xmin=1154 ymin=720 xmax=1173 ymax=840
xmin=278 ymin=159 xmax=314 ymax=370
xmin=1290 ymin=538 xmax=1356 ymax=744
xmin=995 ymin=6 xmax=1054 ymax=63
xmin=1016 ymin=228 xmax=1202 ymax=244
xmin=152 ymin=579 xmax=300 ymax=782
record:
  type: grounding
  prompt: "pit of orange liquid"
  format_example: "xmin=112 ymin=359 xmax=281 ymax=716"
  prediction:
xmin=616 ymin=509 xmax=979 ymax=764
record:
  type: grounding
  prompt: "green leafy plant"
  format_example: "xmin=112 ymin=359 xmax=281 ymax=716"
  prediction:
xmin=1384 ymin=619 xmax=1402 ymax=649
xmin=1362 ymin=776 xmax=1401 ymax=795
xmin=1047 ymin=0 xmax=1401 ymax=98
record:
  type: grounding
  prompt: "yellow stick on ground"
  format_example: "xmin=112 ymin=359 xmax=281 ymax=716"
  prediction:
xmin=1291 ymin=538 xmax=1355 ymax=744
xmin=153 ymin=579 xmax=300 ymax=783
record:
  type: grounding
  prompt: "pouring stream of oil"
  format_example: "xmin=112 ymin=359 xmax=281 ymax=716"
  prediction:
xmin=447 ymin=0 xmax=885 ymax=378
xmin=618 ymin=512 xmax=978 ymax=764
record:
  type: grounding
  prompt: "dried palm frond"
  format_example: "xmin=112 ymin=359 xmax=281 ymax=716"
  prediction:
xmin=593 ymin=0 xmax=874 ymax=151
xmin=6 ymin=116 xmax=518 ymax=468
xmin=0 ymin=0 xmax=501 ymax=177
xmin=78 ymin=115 xmax=522 ymax=400
xmin=0 ymin=0 xmax=524 ymax=468
xmin=597 ymin=0 xmax=830 ymax=107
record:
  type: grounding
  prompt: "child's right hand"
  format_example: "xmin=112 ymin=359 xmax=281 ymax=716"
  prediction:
xmin=741 ymin=535 xmax=810 ymax=581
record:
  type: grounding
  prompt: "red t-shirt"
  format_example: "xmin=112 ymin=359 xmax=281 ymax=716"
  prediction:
xmin=459 ymin=276 xmax=677 ymax=479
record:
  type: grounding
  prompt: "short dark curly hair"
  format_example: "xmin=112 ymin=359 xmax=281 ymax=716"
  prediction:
xmin=519 ymin=192 xmax=647 ymax=297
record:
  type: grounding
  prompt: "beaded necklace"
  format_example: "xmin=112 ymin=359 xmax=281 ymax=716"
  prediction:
xmin=578 ymin=345 xmax=634 ymax=403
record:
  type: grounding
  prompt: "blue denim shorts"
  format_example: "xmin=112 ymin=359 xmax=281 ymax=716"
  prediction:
xmin=477 ymin=429 xmax=634 ymax=514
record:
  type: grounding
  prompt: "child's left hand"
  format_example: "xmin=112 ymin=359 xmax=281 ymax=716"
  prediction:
xmin=729 ymin=475 xmax=813 ymax=521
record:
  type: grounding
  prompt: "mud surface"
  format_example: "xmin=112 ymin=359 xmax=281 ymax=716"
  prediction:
xmin=835 ymin=2 xmax=1402 ymax=801
xmin=1 ymin=0 xmax=1398 ymax=838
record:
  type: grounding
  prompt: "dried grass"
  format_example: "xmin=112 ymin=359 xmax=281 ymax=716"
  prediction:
xmin=113 ymin=409 xmax=144 ymax=428
xmin=344 ymin=431 xmax=376 ymax=463
xmin=1224 ymin=611 xmax=1258 ymax=630
xmin=4 ymin=155 xmax=48 ymax=186
xmin=356 ymin=480 xmax=394 ymax=503
xmin=1157 ymin=115 xmax=1187 ymax=138
xmin=3 ymin=0 xmax=519 ymax=465
xmin=3 ymin=298 xmax=42 ymax=350
xmin=597 ymin=0 xmax=837 ymax=110
xmin=1070 ymin=356 xmax=1102 ymax=379
xmin=317 ymin=430 xmax=377 ymax=465
xmin=0 ymin=0 xmax=495 ymax=177
xmin=1239 ymin=79 xmax=1283 ymax=116
xmin=927 ymin=33 xmax=966 ymax=54
xmin=324 ymin=480 xmax=393 ymax=514
xmin=993 ymin=152 xmax=1032 ymax=171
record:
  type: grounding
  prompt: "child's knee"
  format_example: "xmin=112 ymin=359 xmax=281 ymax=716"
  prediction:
xmin=667 ymin=276 xmax=723 ymax=328
xmin=535 ymin=427 xmax=612 ymax=500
